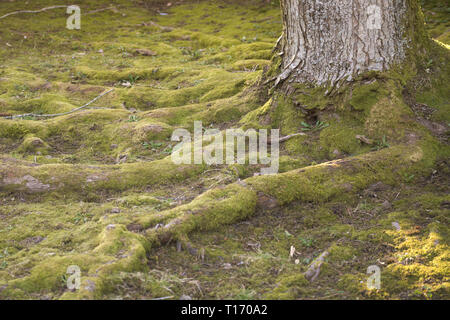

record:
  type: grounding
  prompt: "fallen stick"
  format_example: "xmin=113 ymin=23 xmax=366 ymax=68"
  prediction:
xmin=2 ymin=88 xmax=114 ymax=120
xmin=356 ymin=134 xmax=374 ymax=145
xmin=278 ymin=132 xmax=306 ymax=143
xmin=0 ymin=5 xmax=118 ymax=20
xmin=150 ymin=296 xmax=174 ymax=300
xmin=267 ymin=132 xmax=306 ymax=144
xmin=85 ymin=6 xmax=118 ymax=15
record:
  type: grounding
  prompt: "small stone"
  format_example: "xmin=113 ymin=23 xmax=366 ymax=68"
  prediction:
xmin=106 ymin=224 xmax=116 ymax=230
xmin=392 ymin=222 xmax=401 ymax=231
xmin=332 ymin=149 xmax=341 ymax=157
xmin=180 ymin=295 xmax=192 ymax=300
xmin=222 ymin=263 xmax=232 ymax=269
xmin=111 ymin=207 xmax=121 ymax=214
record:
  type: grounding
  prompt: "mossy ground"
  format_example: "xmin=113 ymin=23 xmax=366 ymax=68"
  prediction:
xmin=0 ymin=0 xmax=448 ymax=299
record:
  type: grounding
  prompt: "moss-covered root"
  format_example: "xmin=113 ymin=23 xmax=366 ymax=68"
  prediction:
xmin=137 ymin=141 xmax=435 ymax=250
xmin=138 ymin=183 xmax=258 ymax=243
xmin=1 ymin=223 xmax=150 ymax=300
xmin=1 ymin=142 xmax=435 ymax=299
xmin=0 ymin=157 xmax=204 ymax=195
xmin=245 ymin=143 xmax=434 ymax=206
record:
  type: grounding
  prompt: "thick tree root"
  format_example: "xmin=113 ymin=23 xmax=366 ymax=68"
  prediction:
xmin=0 ymin=143 xmax=435 ymax=299
xmin=136 ymin=143 xmax=429 ymax=243
xmin=0 ymin=157 xmax=204 ymax=195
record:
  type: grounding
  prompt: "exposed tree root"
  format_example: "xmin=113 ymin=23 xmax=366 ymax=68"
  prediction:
xmin=108 ymin=143 xmax=432 ymax=297
xmin=0 ymin=135 xmax=437 ymax=299
xmin=0 ymin=5 xmax=118 ymax=20
xmin=0 ymin=5 xmax=68 ymax=20
xmin=135 ymin=144 xmax=430 ymax=241
xmin=1 ymin=88 xmax=114 ymax=120
xmin=0 ymin=157 xmax=204 ymax=195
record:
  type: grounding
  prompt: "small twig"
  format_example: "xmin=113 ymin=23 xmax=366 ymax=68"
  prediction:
xmin=85 ymin=6 xmax=118 ymax=15
xmin=304 ymin=250 xmax=329 ymax=282
xmin=356 ymin=135 xmax=374 ymax=145
xmin=270 ymin=132 xmax=306 ymax=144
xmin=2 ymin=88 xmax=114 ymax=119
xmin=150 ymin=296 xmax=174 ymax=300
xmin=0 ymin=5 xmax=118 ymax=20
xmin=0 ymin=5 xmax=68 ymax=20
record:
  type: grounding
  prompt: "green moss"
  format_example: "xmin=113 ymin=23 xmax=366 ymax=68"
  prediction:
xmin=0 ymin=0 xmax=448 ymax=300
xmin=131 ymin=120 xmax=173 ymax=142
xmin=248 ymin=141 xmax=438 ymax=206
xmin=269 ymin=95 xmax=304 ymax=135
xmin=328 ymin=244 xmax=357 ymax=262
xmin=138 ymin=183 xmax=257 ymax=236
xmin=278 ymin=155 xmax=309 ymax=172
xmin=17 ymin=134 xmax=51 ymax=155
xmin=238 ymin=98 xmax=272 ymax=130
xmin=349 ymin=81 xmax=388 ymax=113
xmin=230 ymin=60 xmax=271 ymax=71
xmin=116 ymin=195 xmax=164 ymax=207
xmin=292 ymin=84 xmax=333 ymax=110
xmin=264 ymin=274 xmax=309 ymax=299
xmin=319 ymin=124 xmax=363 ymax=158
xmin=421 ymin=0 xmax=450 ymax=45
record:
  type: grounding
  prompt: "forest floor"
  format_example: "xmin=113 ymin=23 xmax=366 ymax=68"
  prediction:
xmin=0 ymin=0 xmax=448 ymax=299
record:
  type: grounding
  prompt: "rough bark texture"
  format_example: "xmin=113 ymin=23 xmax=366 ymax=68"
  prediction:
xmin=276 ymin=0 xmax=424 ymax=86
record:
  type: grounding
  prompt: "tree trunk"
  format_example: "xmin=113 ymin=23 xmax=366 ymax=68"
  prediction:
xmin=276 ymin=0 xmax=427 ymax=87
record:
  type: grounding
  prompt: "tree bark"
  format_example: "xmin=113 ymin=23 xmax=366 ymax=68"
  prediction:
xmin=276 ymin=0 xmax=426 ymax=87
